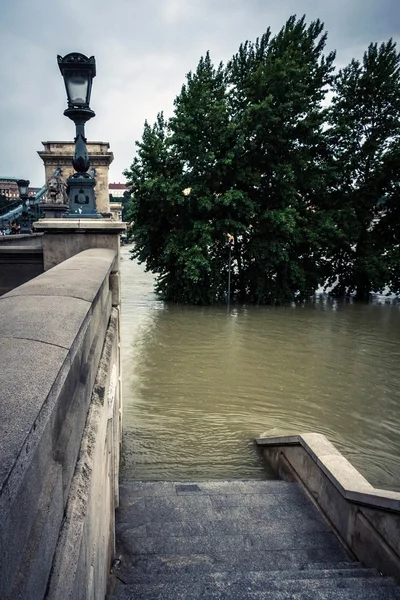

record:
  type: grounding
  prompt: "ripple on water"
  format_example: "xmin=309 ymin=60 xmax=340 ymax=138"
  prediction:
xmin=120 ymin=247 xmax=400 ymax=489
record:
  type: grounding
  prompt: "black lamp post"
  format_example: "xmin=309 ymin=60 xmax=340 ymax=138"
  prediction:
xmin=226 ymin=234 xmax=234 ymax=306
xmin=17 ymin=179 xmax=31 ymax=233
xmin=57 ymin=52 xmax=101 ymax=218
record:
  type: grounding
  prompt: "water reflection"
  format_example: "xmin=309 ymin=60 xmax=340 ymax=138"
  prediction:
xmin=120 ymin=247 xmax=400 ymax=490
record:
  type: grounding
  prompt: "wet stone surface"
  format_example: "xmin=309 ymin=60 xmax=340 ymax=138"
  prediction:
xmin=108 ymin=480 xmax=400 ymax=599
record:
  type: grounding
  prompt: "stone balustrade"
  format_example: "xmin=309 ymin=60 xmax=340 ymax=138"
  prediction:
xmin=0 ymin=248 xmax=122 ymax=600
xmin=256 ymin=434 xmax=400 ymax=581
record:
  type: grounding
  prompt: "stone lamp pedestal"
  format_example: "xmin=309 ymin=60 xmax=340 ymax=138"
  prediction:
xmin=39 ymin=202 xmax=69 ymax=219
xmin=33 ymin=218 xmax=127 ymax=271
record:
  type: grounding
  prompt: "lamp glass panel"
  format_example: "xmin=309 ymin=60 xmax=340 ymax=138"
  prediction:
xmin=17 ymin=181 xmax=29 ymax=196
xmin=66 ymin=70 xmax=89 ymax=105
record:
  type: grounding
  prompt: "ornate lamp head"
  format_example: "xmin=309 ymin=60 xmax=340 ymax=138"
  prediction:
xmin=57 ymin=53 xmax=96 ymax=109
xmin=16 ymin=179 xmax=30 ymax=199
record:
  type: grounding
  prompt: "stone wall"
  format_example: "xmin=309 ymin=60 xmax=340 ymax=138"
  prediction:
xmin=0 ymin=248 xmax=122 ymax=600
xmin=0 ymin=233 xmax=43 ymax=247
xmin=34 ymin=219 xmax=125 ymax=272
xmin=0 ymin=234 xmax=44 ymax=295
xmin=256 ymin=434 xmax=400 ymax=581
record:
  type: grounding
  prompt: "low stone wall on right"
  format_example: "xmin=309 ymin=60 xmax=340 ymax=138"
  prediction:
xmin=256 ymin=434 xmax=400 ymax=580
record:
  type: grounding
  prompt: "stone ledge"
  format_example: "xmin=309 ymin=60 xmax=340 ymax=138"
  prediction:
xmin=255 ymin=434 xmax=400 ymax=511
xmin=0 ymin=249 xmax=116 ymax=497
xmin=0 ymin=248 xmax=119 ymax=599
xmin=0 ymin=246 xmax=43 ymax=254
xmin=0 ymin=233 xmax=43 ymax=244
xmin=256 ymin=433 xmax=400 ymax=580
xmin=0 ymin=233 xmax=43 ymax=249
xmin=3 ymin=248 xmax=116 ymax=303
xmin=0 ymin=337 xmax=69 ymax=490
xmin=46 ymin=308 xmax=120 ymax=600
xmin=33 ymin=218 xmax=126 ymax=234
xmin=0 ymin=212 xmax=125 ymax=598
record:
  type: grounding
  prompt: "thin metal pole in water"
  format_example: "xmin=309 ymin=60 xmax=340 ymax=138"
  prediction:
xmin=227 ymin=245 xmax=231 ymax=307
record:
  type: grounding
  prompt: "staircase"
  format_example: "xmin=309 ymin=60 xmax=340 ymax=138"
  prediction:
xmin=108 ymin=480 xmax=400 ymax=599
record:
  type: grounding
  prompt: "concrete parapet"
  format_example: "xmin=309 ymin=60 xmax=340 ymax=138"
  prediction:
xmin=256 ymin=434 xmax=400 ymax=580
xmin=0 ymin=233 xmax=43 ymax=247
xmin=33 ymin=218 xmax=126 ymax=271
xmin=0 ymin=248 xmax=122 ymax=600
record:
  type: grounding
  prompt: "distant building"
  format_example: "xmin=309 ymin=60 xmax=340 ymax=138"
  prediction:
xmin=109 ymin=183 xmax=128 ymax=221
xmin=29 ymin=187 xmax=42 ymax=196
xmin=109 ymin=182 xmax=127 ymax=198
xmin=0 ymin=177 xmax=39 ymax=200
xmin=109 ymin=200 xmax=123 ymax=221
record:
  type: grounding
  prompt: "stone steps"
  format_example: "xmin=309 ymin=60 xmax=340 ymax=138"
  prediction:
xmin=114 ymin=565 xmax=380 ymax=585
xmin=109 ymin=480 xmax=400 ymax=599
xmin=112 ymin=581 xmax=400 ymax=600
xmin=114 ymin=553 xmax=364 ymax=584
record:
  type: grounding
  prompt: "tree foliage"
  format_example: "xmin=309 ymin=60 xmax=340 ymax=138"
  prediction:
xmin=0 ymin=194 xmax=11 ymax=212
xmin=225 ymin=16 xmax=336 ymax=303
xmin=125 ymin=15 xmax=400 ymax=304
xmin=325 ymin=39 xmax=400 ymax=299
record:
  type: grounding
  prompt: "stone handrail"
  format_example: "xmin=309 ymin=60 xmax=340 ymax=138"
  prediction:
xmin=0 ymin=248 xmax=122 ymax=600
xmin=0 ymin=232 xmax=43 ymax=246
xmin=256 ymin=434 xmax=400 ymax=580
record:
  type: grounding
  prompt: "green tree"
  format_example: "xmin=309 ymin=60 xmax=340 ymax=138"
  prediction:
xmin=325 ymin=39 xmax=400 ymax=299
xmin=126 ymin=16 xmax=338 ymax=304
xmin=225 ymin=15 xmax=336 ymax=303
xmin=378 ymin=140 xmax=400 ymax=294
xmin=121 ymin=190 xmax=132 ymax=222
xmin=126 ymin=53 xmax=239 ymax=303
xmin=127 ymin=16 xmax=392 ymax=304
xmin=124 ymin=113 xmax=179 ymax=280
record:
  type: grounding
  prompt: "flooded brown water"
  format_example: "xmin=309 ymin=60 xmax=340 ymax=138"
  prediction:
xmin=120 ymin=246 xmax=400 ymax=490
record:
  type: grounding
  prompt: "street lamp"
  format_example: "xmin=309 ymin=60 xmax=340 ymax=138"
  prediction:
xmin=17 ymin=179 xmax=29 ymax=198
xmin=226 ymin=234 xmax=234 ymax=306
xmin=58 ymin=52 xmax=101 ymax=218
xmin=17 ymin=179 xmax=31 ymax=234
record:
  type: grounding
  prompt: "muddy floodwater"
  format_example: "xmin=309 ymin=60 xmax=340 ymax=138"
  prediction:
xmin=120 ymin=246 xmax=400 ymax=490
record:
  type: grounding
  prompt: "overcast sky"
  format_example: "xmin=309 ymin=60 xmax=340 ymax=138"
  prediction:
xmin=0 ymin=0 xmax=399 ymax=186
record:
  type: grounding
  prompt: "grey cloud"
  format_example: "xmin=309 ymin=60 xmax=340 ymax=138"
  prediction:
xmin=0 ymin=0 xmax=399 ymax=185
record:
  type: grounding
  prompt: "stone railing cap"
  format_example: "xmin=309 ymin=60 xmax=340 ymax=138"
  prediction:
xmin=256 ymin=433 xmax=400 ymax=511
xmin=33 ymin=219 xmax=126 ymax=233
xmin=0 ymin=248 xmax=116 ymax=496
xmin=3 ymin=248 xmax=117 ymax=303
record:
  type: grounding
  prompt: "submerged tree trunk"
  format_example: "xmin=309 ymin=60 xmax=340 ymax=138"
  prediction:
xmin=355 ymin=277 xmax=370 ymax=302
xmin=354 ymin=230 xmax=371 ymax=302
xmin=234 ymin=235 xmax=246 ymax=303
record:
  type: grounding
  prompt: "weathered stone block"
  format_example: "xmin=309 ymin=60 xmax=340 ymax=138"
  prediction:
xmin=0 ymin=249 xmax=122 ymax=600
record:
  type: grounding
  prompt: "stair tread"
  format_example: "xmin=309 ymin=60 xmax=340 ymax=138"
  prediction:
xmin=118 ymin=530 xmax=344 ymax=556
xmin=113 ymin=577 xmax=400 ymax=600
xmin=113 ymin=480 xmax=400 ymax=600
xmin=119 ymin=480 xmax=296 ymax=496
xmin=112 ymin=566 xmax=381 ymax=584
xmin=114 ymin=551 xmax=360 ymax=583
xmin=117 ymin=480 xmax=331 ymax=536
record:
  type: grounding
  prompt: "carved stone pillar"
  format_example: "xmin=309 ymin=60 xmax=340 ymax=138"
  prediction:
xmin=37 ymin=141 xmax=114 ymax=216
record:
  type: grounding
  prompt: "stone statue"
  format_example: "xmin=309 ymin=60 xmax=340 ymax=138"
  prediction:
xmin=43 ymin=174 xmax=69 ymax=205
